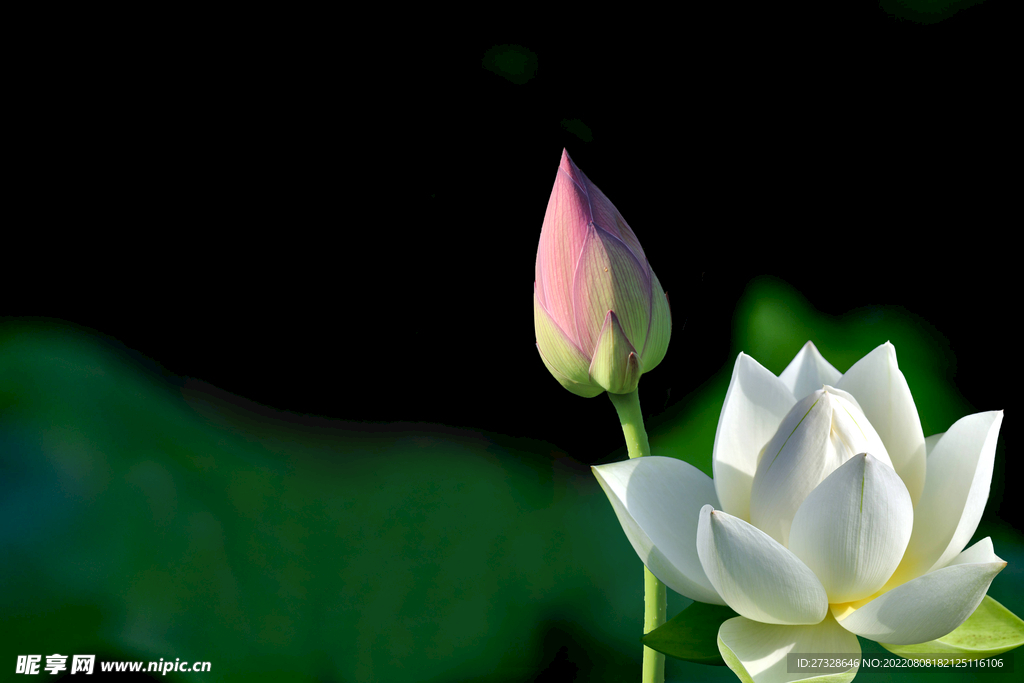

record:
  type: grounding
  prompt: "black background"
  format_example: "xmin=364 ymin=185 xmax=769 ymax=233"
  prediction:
xmin=8 ymin=2 xmax=1015 ymax=496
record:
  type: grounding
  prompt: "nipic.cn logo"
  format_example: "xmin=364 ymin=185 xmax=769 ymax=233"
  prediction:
xmin=16 ymin=655 xmax=95 ymax=675
xmin=16 ymin=654 xmax=211 ymax=675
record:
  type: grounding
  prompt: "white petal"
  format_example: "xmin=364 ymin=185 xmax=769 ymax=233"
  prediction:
xmin=697 ymin=505 xmax=827 ymax=625
xmin=789 ymin=454 xmax=913 ymax=603
xmin=749 ymin=387 xmax=891 ymax=546
xmin=834 ymin=545 xmax=1006 ymax=645
xmin=592 ymin=457 xmax=724 ymax=604
xmin=779 ymin=341 xmax=842 ymax=402
xmin=836 ymin=342 xmax=927 ymax=506
xmin=946 ymin=537 xmax=999 ymax=566
xmin=828 ymin=387 xmax=892 ymax=469
xmin=887 ymin=411 xmax=1003 ymax=585
xmin=925 ymin=432 xmax=944 ymax=456
xmin=712 ymin=353 xmax=797 ymax=521
xmin=718 ymin=613 xmax=860 ymax=683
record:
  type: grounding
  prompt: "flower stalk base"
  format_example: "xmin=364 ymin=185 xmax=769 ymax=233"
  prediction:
xmin=608 ymin=389 xmax=665 ymax=683
xmin=643 ymin=566 xmax=667 ymax=683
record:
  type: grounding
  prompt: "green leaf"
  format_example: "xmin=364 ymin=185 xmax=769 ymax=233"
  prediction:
xmin=641 ymin=600 xmax=738 ymax=665
xmin=881 ymin=596 xmax=1024 ymax=661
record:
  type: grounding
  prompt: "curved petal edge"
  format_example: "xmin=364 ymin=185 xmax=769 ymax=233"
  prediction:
xmin=718 ymin=613 xmax=860 ymax=683
xmin=833 ymin=546 xmax=1006 ymax=645
xmin=697 ymin=505 xmax=827 ymax=625
xmin=889 ymin=410 xmax=1003 ymax=585
xmin=779 ymin=341 xmax=842 ymax=402
xmin=592 ymin=457 xmax=724 ymax=604
xmin=712 ymin=353 xmax=796 ymax=521
xmin=880 ymin=595 xmax=1024 ymax=661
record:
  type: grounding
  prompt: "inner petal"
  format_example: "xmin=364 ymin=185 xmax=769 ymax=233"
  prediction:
xmin=749 ymin=387 xmax=891 ymax=546
xmin=789 ymin=453 xmax=913 ymax=603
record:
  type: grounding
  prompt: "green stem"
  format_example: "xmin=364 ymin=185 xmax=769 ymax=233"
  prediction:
xmin=643 ymin=565 xmax=667 ymax=683
xmin=607 ymin=390 xmax=651 ymax=460
xmin=607 ymin=389 xmax=666 ymax=683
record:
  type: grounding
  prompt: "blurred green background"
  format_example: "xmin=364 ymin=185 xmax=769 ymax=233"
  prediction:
xmin=2 ymin=277 xmax=1018 ymax=682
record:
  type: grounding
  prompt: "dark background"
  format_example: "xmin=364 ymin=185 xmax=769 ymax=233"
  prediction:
xmin=14 ymin=0 xmax=1014 ymax=444
xmin=13 ymin=0 xmax=1015 ymax=509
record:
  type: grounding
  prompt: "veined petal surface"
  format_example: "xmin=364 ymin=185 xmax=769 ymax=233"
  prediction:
xmin=535 ymin=344 xmax=604 ymax=398
xmin=779 ymin=341 xmax=841 ymax=402
xmin=535 ymin=152 xmax=592 ymax=335
xmin=833 ymin=537 xmax=1006 ymax=645
xmin=697 ymin=506 xmax=827 ymax=625
xmin=887 ymin=411 xmax=1003 ymax=585
xmin=789 ymin=454 xmax=913 ymax=603
xmin=572 ymin=225 xmax=651 ymax=359
xmin=572 ymin=158 xmax=647 ymax=268
xmin=837 ymin=342 xmax=927 ymax=506
xmin=718 ymin=613 xmax=860 ymax=683
xmin=712 ymin=353 xmax=796 ymax=521
xmin=639 ymin=269 xmax=670 ymax=372
xmin=534 ymin=289 xmax=595 ymax=389
xmin=592 ymin=457 xmax=724 ymax=605
xmin=749 ymin=388 xmax=891 ymax=546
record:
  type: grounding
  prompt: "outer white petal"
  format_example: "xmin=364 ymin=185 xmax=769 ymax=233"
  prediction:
xmin=592 ymin=457 xmax=724 ymax=604
xmin=946 ymin=536 xmax=999 ymax=566
xmin=925 ymin=432 xmax=944 ymax=456
xmin=789 ymin=454 xmax=913 ymax=603
xmin=749 ymin=388 xmax=891 ymax=546
xmin=712 ymin=353 xmax=797 ymax=522
xmin=779 ymin=341 xmax=842 ymax=402
xmin=836 ymin=342 xmax=927 ymax=506
xmin=718 ymin=613 xmax=860 ymax=683
xmin=887 ymin=411 xmax=1003 ymax=585
xmin=834 ymin=540 xmax=1006 ymax=645
xmin=697 ymin=505 xmax=827 ymax=625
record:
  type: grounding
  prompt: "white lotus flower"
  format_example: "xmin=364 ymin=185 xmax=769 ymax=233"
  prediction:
xmin=594 ymin=341 xmax=1006 ymax=683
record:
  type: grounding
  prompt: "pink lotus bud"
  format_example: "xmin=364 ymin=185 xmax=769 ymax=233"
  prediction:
xmin=534 ymin=149 xmax=671 ymax=397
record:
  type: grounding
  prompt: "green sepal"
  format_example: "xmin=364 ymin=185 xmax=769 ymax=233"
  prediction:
xmin=640 ymin=600 xmax=738 ymax=665
xmin=589 ymin=310 xmax=641 ymax=394
xmin=880 ymin=595 xmax=1024 ymax=661
xmin=534 ymin=293 xmax=604 ymax=397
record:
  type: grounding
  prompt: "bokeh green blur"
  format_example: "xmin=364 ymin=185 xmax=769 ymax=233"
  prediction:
xmin=2 ymin=278 xmax=1019 ymax=682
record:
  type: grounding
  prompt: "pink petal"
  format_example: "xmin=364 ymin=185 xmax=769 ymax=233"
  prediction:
xmin=572 ymin=224 xmax=651 ymax=358
xmin=535 ymin=150 xmax=593 ymax=339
